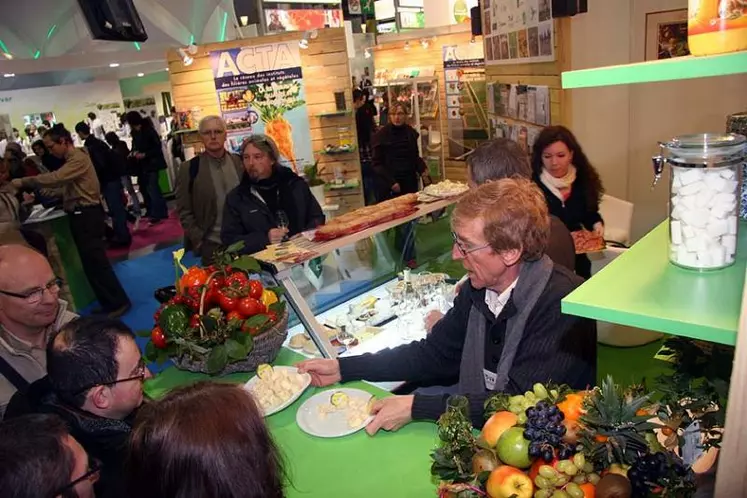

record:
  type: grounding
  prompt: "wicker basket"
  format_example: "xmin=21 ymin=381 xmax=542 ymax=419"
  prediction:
xmin=171 ymin=271 xmax=289 ymax=375
xmin=172 ymin=309 xmax=289 ymax=375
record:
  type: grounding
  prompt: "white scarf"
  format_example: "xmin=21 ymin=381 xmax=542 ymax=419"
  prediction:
xmin=540 ymin=165 xmax=577 ymax=202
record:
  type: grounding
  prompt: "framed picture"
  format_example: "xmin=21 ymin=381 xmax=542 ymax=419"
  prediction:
xmin=645 ymin=9 xmax=690 ymax=61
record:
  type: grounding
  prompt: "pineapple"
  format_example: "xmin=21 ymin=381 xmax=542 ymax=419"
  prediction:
xmin=580 ymin=376 xmax=658 ymax=469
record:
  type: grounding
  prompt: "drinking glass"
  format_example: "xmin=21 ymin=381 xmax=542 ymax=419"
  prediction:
xmin=276 ymin=210 xmax=289 ymax=231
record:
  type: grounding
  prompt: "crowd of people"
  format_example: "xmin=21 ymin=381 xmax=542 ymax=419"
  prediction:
xmin=0 ymin=85 xmax=609 ymax=496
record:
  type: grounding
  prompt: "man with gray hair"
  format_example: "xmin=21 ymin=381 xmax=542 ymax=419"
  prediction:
xmin=175 ymin=116 xmax=243 ymax=264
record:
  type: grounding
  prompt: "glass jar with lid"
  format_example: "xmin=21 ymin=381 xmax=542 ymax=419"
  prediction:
xmin=652 ymin=133 xmax=746 ymax=270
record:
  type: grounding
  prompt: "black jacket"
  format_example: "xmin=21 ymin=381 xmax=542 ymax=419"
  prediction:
xmin=131 ymin=126 xmax=167 ymax=173
xmin=338 ymin=263 xmax=596 ymax=427
xmin=371 ymin=124 xmax=427 ymax=200
xmin=84 ymin=136 xmax=124 ymax=184
xmin=221 ymin=166 xmax=325 ymax=254
xmin=5 ymin=376 xmax=133 ymax=498
xmin=534 ymin=173 xmax=603 ymax=233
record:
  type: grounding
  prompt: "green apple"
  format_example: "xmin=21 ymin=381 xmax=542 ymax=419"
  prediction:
xmin=496 ymin=427 xmax=533 ymax=469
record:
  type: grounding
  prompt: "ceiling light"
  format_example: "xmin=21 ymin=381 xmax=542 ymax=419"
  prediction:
xmin=165 ymin=67 xmax=170 ymax=72
xmin=109 ymin=62 xmax=120 ymax=68
xmin=420 ymin=38 xmax=429 ymax=49
xmin=3 ymin=73 xmax=15 ymax=78
xmin=240 ymin=15 xmax=249 ymax=26
xmin=364 ymin=48 xmax=371 ymax=59
xmin=137 ymin=73 xmax=144 ymax=77
xmin=2 ymin=53 xmax=12 ymax=60
xmin=404 ymin=41 xmax=410 ymax=51
xmin=309 ymin=29 xmax=319 ymax=39
xmin=298 ymin=37 xmax=309 ymax=49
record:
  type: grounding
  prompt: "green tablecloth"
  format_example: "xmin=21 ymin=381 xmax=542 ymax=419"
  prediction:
xmin=144 ymin=348 xmax=439 ymax=498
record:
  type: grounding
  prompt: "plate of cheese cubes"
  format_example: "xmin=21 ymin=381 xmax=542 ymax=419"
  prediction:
xmin=244 ymin=364 xmax=311 ymax=417
xmin=296 ymin=388 xmax=376 ymax=438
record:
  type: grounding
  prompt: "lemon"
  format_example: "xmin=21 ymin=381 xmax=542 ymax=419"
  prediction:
xmin=257 ymin=364 xmax=273 ymax=380
xmin=330 ymin=391 xmax=349 ymax=407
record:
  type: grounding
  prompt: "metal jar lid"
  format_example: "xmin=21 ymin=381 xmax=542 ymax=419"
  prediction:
xmin=651 ymin=133 xmax=747 ymax=187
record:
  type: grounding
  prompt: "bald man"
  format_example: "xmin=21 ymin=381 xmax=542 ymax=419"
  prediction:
xmin=0 ymin=245 xmax=76 ymax=418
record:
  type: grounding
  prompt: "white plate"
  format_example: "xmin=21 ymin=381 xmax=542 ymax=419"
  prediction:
xmin=296 ymin=388 xmax=375 ymax=438
xmin=243 ymin=366 xmax=311 ymax=417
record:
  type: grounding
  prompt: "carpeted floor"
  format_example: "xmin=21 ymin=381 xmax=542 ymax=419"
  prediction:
xmin=106 ymin=210 xmax=185 ymax=261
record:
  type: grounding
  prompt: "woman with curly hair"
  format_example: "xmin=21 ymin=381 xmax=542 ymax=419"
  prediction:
xmin=531 ymin=125 xmax=604 ymax=278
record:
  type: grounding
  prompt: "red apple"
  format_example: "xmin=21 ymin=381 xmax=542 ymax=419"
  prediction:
xmin=486 ymin=465 xmax=534 ymax=498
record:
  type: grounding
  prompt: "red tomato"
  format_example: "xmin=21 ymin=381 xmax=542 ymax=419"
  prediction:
xmin=151 ymin=326 xmax=168 ymax=349
xmin=180 ymin=267 xmax=209 ymax=289
xmin=237 ymin=297 xmax=264 ymax=317
xmin=267 ymin=310 xmax=278 ymax=324
xmin=226 ymin=311 xmax=244 ymax=322
xmin=208 ymin=276 xmax=225 ymax=289
xmin=247 ymin=280 xmax=263 ymax=300
xmin=205 ymin=288 xmax=221 ymax=307
xmin=225 ymin=271 xmax=249 ymax=288
xmin=218 ymin=291 xmax=239 ymax=312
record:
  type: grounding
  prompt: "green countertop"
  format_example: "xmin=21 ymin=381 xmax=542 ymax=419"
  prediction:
xmin=562 ymin=221 xmax=746 ymax=346
xmin=144 ymin=348 xmax=438 ymax=498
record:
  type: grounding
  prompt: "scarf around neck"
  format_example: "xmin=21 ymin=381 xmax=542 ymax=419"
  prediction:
xmin=540 ymin=165 xmax=577 ymax=202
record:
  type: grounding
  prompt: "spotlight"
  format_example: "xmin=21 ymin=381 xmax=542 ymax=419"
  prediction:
xmin=299 ymin=31 xmax=311 ymax=49
xmin=470 ymin=36 xmax=476 ymax=44
xmin=364 ymin=48 xmax=371 ymax=59
xmin=137 ymin=72 xmax=144 ymax=77
xmin=240 ymin=15 xmax=249 ymax=26
xmin=2 ymin=53 xmax=12 ymax=60
xmin=404 ymin=41 xmax=410 ymax=51
xmin=186 ymin=44 xmax=198 ymax=55
xmin=178 ymin=47 xmax=194 ymax=66
xmin=420 ymin=38 xmax=429 ymax=49
xmin=309 ymin=29 xmax=319 ymax=39
xmin=3 ymin=73 xmax=15 ymax=78
xmin=109 ymin=62 xmax=120 ymax=67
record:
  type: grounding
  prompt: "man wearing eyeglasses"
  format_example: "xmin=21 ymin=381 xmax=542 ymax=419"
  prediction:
xmin=0 ymin=245 xmax=77 ymax=419
xmin=5 ymin=316 xmax=149 ymax=498
xmin=298 ymin=179 xmax=596 ymax=432
xmin=0 ymin=414 xmax=97 ymax=498
xmin=176 ymin=115 xmax=243 ymax=264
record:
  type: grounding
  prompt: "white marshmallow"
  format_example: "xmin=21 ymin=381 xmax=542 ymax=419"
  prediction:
xmin=671 ymin=220 xmax=683 ymax=245
xmin=671 ymin=203 xmax=683 ymax=220
xmin=679 ymin=168 xmax=704 ymax=186
xmin=704 ymin=174 xmax=727 ymax=193
xmin=713 ymin=192 xmax=737 ymax=206
xmin=679 ymin=181 xmax=703 ymax=197
xmin=696 ymin=251 xmax=712 ymax=267
xmin=681 ymin=209 xmax=708 ymax=228
xmin=723 ymin=234 xmax=737 ymax=256
xmin=720 ymin=168 xmax=736 ymax=180
xmin=706 ymin=218 xmax=728 ymax=238
xmin=709 ymin=246 xmax=726 ymax=268
xmin=681 ymin=193 xmax=698 ymax=211
xmin=671 ymin=195 xmax=680 ymax=206
xmin=711 ymin=204 xmax=734 ymax=220
xmin=722 ymin=179 xmax=739 ymax=193
xmin=682 ymin=225 xmax=695 ymax=239
xmin=695 ymin=188 xmax=715 ymax=209
xmin=728 ymin=215 xmax=738 ymax=235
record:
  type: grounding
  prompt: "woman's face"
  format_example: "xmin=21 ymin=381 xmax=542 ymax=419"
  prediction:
xmin=242 ymin=144 xmax=274 ymax=181
xmin=541 ymin=140 xmax=573 ymax=178
xmin=390 ymin=106 xmax=407 ymax=127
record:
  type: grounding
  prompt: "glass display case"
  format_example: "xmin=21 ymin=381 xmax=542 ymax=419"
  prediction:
xmin=253 ymin=199 xmax=461 ymax=372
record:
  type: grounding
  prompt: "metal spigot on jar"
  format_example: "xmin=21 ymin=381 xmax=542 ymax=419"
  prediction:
xmin=652 ymin=133 xmax=746 ymax=270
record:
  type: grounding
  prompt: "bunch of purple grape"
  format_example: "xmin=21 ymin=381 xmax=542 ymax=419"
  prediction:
xmin=523 ymin=401 xmax=575 ymax=463
xmin=628 ymin=452 xmax=695 ymax=497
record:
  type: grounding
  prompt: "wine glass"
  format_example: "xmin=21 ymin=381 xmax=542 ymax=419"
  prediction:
xmin=336 ymin=320 xmax=356 ymax=353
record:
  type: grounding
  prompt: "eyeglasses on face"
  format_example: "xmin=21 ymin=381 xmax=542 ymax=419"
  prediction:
xmin=54 ymin=457 xmax=102 ymax=496
xmin=70 ymin=357 xmax=148 ymax=396
xmin=451 ymin=231 xmax=490 ymax=257
xmin=0 ymin=277 xmax=63 ymax=304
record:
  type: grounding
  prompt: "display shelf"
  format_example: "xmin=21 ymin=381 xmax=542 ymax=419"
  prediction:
xmin=314 ymin=110 xmax=352 ymax=118
xmin=562 ymin=221 xmax=746 ymax=346
xmin=561 ymin=51 xmax=747 ymax=89
xmin=318 ymin=146 xmax=357 ymax=155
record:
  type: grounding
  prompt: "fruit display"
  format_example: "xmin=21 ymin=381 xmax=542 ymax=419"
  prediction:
xmin=142 ymin=244 xmax=287 ymax=374
xmin=433 ymin=377 xmax=701 ymax=498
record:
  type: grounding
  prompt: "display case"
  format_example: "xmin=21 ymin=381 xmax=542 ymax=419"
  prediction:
xmin=252 ymin=198 xmax=459 ymax=370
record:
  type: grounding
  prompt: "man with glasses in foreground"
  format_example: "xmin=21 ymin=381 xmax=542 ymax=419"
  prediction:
xmin=0 ymin=414 xmax=98 ymax=498
xmin=176 ymin=115 xmax=243 ymax=264
xmin=0 ymin=245 xmax=77 ymax=418
xmin=298 ymin=179 xmax=596 ymax=432
xmin=6 ymin=316 xmax=149 ymax=498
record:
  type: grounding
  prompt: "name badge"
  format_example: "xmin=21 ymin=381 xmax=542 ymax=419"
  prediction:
xmin=483 ymin=369 xmax=497 ymax=390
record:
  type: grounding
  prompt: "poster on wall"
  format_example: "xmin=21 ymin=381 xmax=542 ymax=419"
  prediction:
xmin=94 ymin=102 xmax=124 ymax=135
xmin=483 ymin=0 xmax=554 ymax=65
xmin=265 ymin=9 xmax=342 ymax=33
xmin=23 ymin=112 xmax=56 ymax=128
xmin=209 ymin=42 xmax=313 ymax=173
xmin=486 ymin=81 xmax=549 ymax=153
xmin=443 ymin=44 xmax=489 ymax=160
